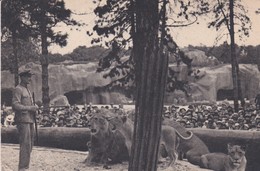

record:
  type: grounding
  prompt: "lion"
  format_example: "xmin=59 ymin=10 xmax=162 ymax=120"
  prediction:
xmin=200 ymin=144 xmax=247 ymax=171
xmin=160 ymin=125 xmax=193 ymax=168
xmin=162 ymin=119 xmax=210 ymax=166
xmin=108 ymin=115 xmax=193 ymax=168
xmin=85 ymin=112 xmax=114 ymax=168
xmin=108 ymin=115 xmax=133 ymax=157
xmin=85 ymin=110 xmax=128 ymax=169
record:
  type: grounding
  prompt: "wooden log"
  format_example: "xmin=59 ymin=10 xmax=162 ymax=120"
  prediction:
xmin=2 ymin=127 xmax=260 ymax=170
xmin=1 ymin=127 xmax=90 ymax=151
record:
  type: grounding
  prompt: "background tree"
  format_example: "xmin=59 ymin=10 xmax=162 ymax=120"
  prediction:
xmin=230 ymin=0 xmax=241 ymax=110
xmin=1 ymin=0 xmax=35 ymax=86
xmin=1 ymin=39 xmax=39 ymax=71
xmin=91 ymin=0 xmax=209 ymax=100
xmin=192 ymin=43 xmax=260 ymax=67
xmin=24 ymin=0 xmax=80 ymax=113
xmin=207 ymin=0 xmax=251 ymax=111
xmin=2 ymin=0 xmax=80 ymax=112
xmin=67 ymin=45 xmax=109 ymax=62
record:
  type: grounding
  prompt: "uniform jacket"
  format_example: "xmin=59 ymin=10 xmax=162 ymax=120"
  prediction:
xmin=12 ymin=84 xmax=35 ymax=123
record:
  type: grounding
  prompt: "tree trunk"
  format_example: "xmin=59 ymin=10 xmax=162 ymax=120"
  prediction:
xmin=229 ymin=0 xmax=239 ymax=112
xmin=40 ymin=16 xmax=50 ymax=114
xmin=236 ymin=63 xmax=245 ymax=109
xmin=129 ymin=0 xmax=168 ymax=170
xmin=258 ymin=47 xmax=260 ymax=71
xmin=12 ymin=30 xmax=19 ymax=86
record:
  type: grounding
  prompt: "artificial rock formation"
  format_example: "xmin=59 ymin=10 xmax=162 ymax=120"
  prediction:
xmin=1 ymin=52 xmax=260 ymax=105
xmin=1 ymin=62 xmax=130 ymax=105
xmin=189 ymin=64 xmax=260 ymax=101
xmin=183 ymin=48 xmax=221 ymax=67
xmin=166 ymin=49 xmax=260 ymax=103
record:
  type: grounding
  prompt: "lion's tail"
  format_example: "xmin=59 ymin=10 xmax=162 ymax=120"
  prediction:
xmin=175 ymin=130 xmax=193 ymax=140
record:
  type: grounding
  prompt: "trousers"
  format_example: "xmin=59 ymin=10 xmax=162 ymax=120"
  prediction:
xmin=17 ymin=123 xmax=34 ymax=170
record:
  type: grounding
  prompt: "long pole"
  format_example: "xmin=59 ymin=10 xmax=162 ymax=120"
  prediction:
xmin=32 ymin=92 xmax=39 ymax=145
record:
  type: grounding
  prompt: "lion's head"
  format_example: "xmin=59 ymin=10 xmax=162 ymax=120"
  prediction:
xmin=107 ymin=115 xmax=127 ymax=131
xmin=228 ymin=144 xmax=246 ymax=167
xmin=88 ymin=109 xmax=117 ymax=135
xmin=88 ymin=115 xmax=110 ymax=135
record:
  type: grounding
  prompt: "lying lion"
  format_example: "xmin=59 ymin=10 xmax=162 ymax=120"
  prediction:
xmin=200 ymin=144 xmax=247 ymax=171
xmin=108 ymin=115 xmax=193 ymax=168
xmin=163 ymin=119 xmax=210 ymax=166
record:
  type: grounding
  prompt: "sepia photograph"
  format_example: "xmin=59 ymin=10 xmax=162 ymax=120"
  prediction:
xmin=1 ymin=0 xmax=260 ymax=171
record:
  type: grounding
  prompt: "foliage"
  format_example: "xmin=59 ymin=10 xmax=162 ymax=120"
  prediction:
xmin=1 ymin=39 xmax=40 ymax=71
xmin=2 ymin=0 xmax=83 ymax=55
xmin=1 ymin=0 xmax=84 ymax=112
xmin=67 ymin=45 xmax=109 ymax=62
xmin=89 ymin=0 xmax=132 ymax=48
xmin=88 ymin=0 xmax=210 ymax=96
xmin=23 ymin=0 xmax=81 ymax=48
xmin=240 ymin=45 xmax=260 ymax=65
xmin=191 ymin=43 xmax=260 ymax=65
xmin=47 ymin=53 xmax=71 ymax=63
xmin=47 ymin=46 xmax=112 ymax=64
xmin=89 ymin=0 xmax=209 ymax=47
xmin=207 ymin=0 xmax=251 ymax=42
xmin=1 ymin=0 xmax=38 ymax=85
xmin=1 ymin=0 xmax=31 ymax=40
xmin=167 ymin=68 xmax=191 ymax=97
xmin=1 ymin=0 xmax=82 ymax=72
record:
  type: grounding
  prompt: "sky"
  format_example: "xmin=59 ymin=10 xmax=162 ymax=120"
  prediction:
xmin=49 ymin=0 xmax=260 ymax=55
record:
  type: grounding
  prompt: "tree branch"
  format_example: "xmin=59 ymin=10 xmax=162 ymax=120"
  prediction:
xmin=166 ymin=15 xmax=198 ymax=27
xmin=217 ymin=0 xmax=231 ymax=33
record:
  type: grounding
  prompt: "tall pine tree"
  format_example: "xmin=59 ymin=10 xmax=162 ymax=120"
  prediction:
xmin=25 ymin=0 xmax=80 ymax=113
xmin=208 ymin=0 xmax=251 ymax=111
xmin=1 ymin=0 xmax=33 ymax=86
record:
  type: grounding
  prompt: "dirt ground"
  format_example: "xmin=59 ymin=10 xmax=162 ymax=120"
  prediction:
xmin=1 ymin=143 xmax=210 ymax=171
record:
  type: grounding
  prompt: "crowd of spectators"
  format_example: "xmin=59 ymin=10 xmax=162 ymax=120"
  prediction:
xmin=163 ymin=102 xmax=260 ymax=131
xmin=1 ymin=103 xmax=125 ymax=128
xmin=1 ymin=101 xmax=260 ymax=131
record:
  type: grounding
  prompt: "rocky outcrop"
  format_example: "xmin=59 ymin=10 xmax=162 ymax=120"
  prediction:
xmin=183 ymin=48 xmax=221 ymax=67
xmin=166 ymin=61 xmax=260 ymax=103
xmin=1 ymin=61 xmax=259 ymax=105
xmin=1 ymin=62 xmax=130 ymax=105
xmin=188 ymin=64 xmax=260 ymax=101
xmin=50 ymin=95 xmax=70 ymax=106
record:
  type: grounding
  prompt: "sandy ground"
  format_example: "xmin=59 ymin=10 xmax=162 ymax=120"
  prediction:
xmin=1 ymin=143 xmax=210 ymax=171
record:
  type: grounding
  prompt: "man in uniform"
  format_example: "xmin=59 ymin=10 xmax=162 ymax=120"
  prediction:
xmin=12 ymin=70 xmax=39 ymax=171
